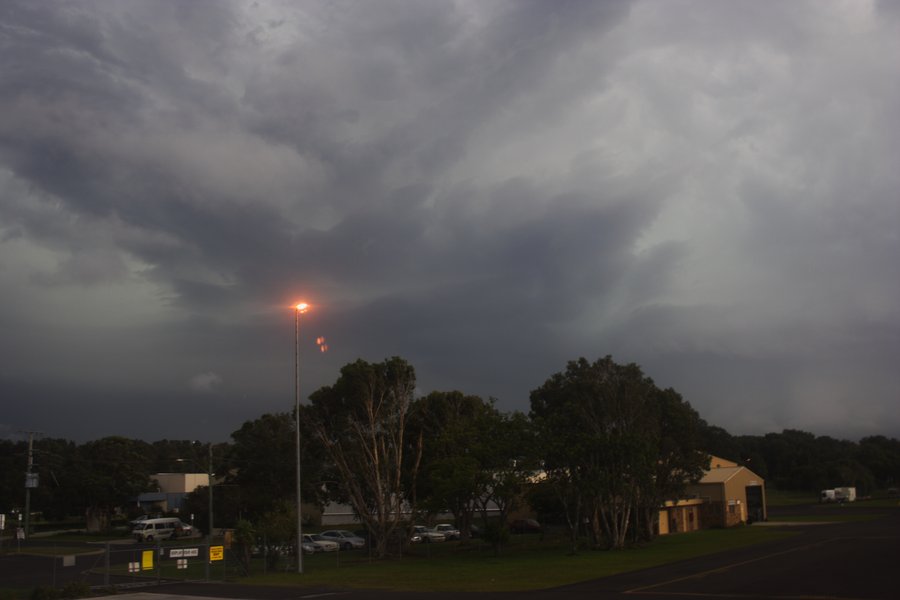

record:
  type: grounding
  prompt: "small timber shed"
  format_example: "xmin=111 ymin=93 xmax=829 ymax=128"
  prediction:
xmin=686 ymin=456 xmax=767 ymax=527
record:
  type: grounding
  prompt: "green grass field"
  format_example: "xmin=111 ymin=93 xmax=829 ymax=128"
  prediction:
xmin=9 ymin=527 xmax=799 ymax=593
xmin=765 ymin=489 xmax=819 ymax=506
xmin=840 ymin=498 xmax=900 ymax=509
xmin=236 ymin=528 xmax=796 ymax=592
xmin=766 ymin=488 xmax=900 ymax=508
xmin=766 ymin=513 xmax=882 ymax=523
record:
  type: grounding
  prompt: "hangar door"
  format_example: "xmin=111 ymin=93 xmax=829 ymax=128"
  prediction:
xmin=746 ymin=485 xmax=765 ymax=522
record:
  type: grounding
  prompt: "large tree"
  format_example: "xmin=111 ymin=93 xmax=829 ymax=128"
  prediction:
xmin=0 ymin=440 xmax=25 ymax=516
xmin=227 ymin=413 xmax=296 ymax=518
xmin=474 ymin=410 xmax=537 ymax=553
xmin=635 ymin=387 xmax=708 ymax=540
xmin=414 ymin=391 xmax=497 ymax=538
xmin=531 ymin=356 xmax=662 ymax=550
xmin=304 ymin=357 xmax=423 ymax=558
xmin=75 ymin=436 xmax=154 ymax=531
xmin=226 ymin=412 xmax=329 ymax=527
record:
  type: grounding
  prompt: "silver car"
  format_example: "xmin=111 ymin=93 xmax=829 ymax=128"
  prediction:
xmin=434 ymin=523 xmax=460 ymax=540
xmin=412 ymin=525 xmax=446 ymax=543
xmin=303 ymin=533 xmax=339 ymax=552
xmin=319 ymin=529 xmax=366 ymax=550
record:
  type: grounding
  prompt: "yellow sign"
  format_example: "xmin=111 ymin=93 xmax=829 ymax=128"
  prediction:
xmin=209 ymin=545 xmax=224 ymax=561
xmin=142 ymin=550 xmax=154 ymax=570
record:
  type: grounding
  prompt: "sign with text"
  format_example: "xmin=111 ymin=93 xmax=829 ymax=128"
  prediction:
xmin=169 ymin=548 xmax=200 ymax=558
xmin=209 ymin=545 xmax=224 ymax=561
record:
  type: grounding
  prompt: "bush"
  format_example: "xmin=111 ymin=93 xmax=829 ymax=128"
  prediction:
xmin=60 ymin=581 xmax=91 ymax=599
xmin=29 ymin=581 xmax=91 ymax=600
xmin=30 ymin=587 xmax=59 ymax=600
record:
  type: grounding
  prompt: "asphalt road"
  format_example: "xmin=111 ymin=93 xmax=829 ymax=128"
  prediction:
xmin=553 ymin=504 xmax=900 ymax=600
xmin=3 ymin=504 xmax=898 ymax=600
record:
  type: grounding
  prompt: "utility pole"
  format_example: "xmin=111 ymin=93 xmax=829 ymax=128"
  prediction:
xmin=208 ymin=442 xmax=214 ymax=540
xmin=22 ymin=431 xmax=41 ymax=539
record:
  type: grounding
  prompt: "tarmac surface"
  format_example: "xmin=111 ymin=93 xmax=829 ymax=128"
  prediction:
xmin=3 ymin=503 xmax=898 ymax=600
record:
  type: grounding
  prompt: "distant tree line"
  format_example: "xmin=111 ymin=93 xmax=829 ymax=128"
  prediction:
xmin=0 ymin=437 xmax=229 ymax=528
xmin=2 ymin=355 xmax=899 ymax=556
xmin=700 ymin=425 xmax=898 ymax=495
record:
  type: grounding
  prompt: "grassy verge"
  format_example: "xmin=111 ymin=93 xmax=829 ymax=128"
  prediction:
xmin=4 ymin=545 xmax=102 ymax=557
xmin=841 ymin=498 xmax=900 ymax=509
xmin=238 ymin=528 xmax=796 ymax=592
xmin=767 ymin=513 xmax=882 ymax=523
xmin=766 ymin=490 xmax=900 ymax=509
xmin=765 ymin=489 xmax=818 ymax=506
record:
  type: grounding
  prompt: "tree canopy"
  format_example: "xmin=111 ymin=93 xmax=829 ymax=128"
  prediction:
xmin=304 ymin=357 xmax=423 ymax=558
xmin=530 ymin=356 xmax=707 ymax=549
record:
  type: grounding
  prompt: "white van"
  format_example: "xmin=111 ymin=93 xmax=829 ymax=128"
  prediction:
xmin=132 ymin=517 xmax=192 ymax=542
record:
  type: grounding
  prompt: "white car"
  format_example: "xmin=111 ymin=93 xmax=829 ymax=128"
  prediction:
xmin=434 ymin=524 xmax=460 ymax=540
xmin=132 ymin=517 xmax=192 ymax=542
xmin=300 ymin=540 xmax=318 ymax=555
xmin=304 ymin=533 xmax=339 ymax=552
xmin=412 ymin=525 xmax=446 ymax=543
xmin=319 ymin=529 xmax=366 ymax=550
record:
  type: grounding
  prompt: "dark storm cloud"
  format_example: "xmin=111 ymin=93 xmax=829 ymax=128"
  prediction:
xmin=1 ymin=0 xmax=898 ymax=441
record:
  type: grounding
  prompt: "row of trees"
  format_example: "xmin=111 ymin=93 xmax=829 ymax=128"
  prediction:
xmin=0 ymin=437 xmax=228 ymax=527
xmin=3 ymin=355 xmax=900 ymax=556
xmin=701 ymin=426 xmax=900 ymax=494
xmin=240 ymin=356 xmax=708 ymax=554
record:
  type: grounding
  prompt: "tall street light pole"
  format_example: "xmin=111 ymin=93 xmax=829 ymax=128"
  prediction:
xmin=208 ymin=442 xmax=214 ymax=542
xmin=294 ymin=302 xmax=308 ymax=574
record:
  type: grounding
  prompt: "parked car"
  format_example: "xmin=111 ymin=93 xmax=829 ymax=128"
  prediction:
xmin=434 ymin=524 xmax=460 ymax=540
xmin=303 ymin=533 xmax=339 ymax=553
xmin=411 ymin=525 xmax=446 ymax=543
xmin=509 ymin=518 xmax=542 ymax=534
xmin=132 ymin=517 xmax=193 ymax=542
xmin=319 ymin=529 xmax=366 ymax=550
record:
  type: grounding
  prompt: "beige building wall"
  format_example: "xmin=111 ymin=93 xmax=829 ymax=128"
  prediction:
xmin=658 ymin=499 xmax=704 ymax=535
xmin=684 ymin=456 xmax=767 ymax=527
xmin=153 ymin=473 xmax=209 ymax=494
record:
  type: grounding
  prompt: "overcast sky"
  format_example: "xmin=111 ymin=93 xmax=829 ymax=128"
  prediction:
xmin=1 ymin=0 xmax=898 ymax=444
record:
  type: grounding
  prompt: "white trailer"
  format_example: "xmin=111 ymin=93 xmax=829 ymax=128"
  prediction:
xmin=821 ymin=487 xmax=856 ymax=503
xmin=834 ymin=487 xmax=856 ymax=503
